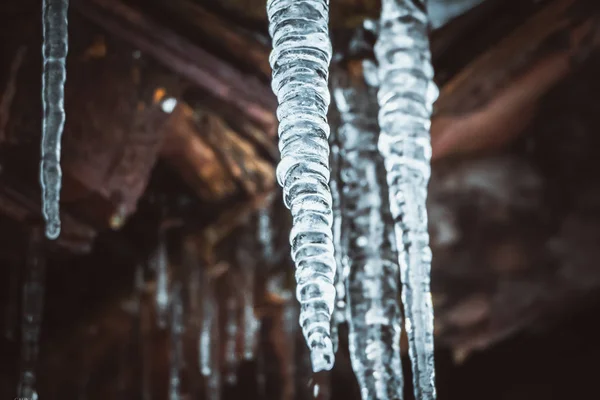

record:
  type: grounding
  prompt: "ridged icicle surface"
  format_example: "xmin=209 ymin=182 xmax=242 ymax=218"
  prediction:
xmin=267 ymin=0 xmax=336 ymax=372
xmin=374 ymin=0 xmax=439 ymax=399
xmin=41 ymin=0 xmax=69 ymax=240
xmin=333 ymin=71 xmax=404 ymax=400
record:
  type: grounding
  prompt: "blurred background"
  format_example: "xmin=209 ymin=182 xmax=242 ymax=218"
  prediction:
xmin=1 ymin=0 xmax=600 ymax=399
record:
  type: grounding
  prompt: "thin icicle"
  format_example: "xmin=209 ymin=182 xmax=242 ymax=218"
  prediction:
xmin=267 ymin=0 xmax=337 ymax=372
xmin=17 ymin=229 xmax=46 ymax=400
xmin=258 ymin=204 xmax=274 ymax=262
xmin=329 ymin=119 xmax=345 ymax=355
xmin=374 ymin=1 xmax=439 ymax=398
xmin=333 ymin=70 xmax=404 ymax=400
xmin=41 ymin=0 xmax=69 ymax=240
xmin=169 ymin=284 xmax=184 ymax=400
xmin=224 ymin=286 xmax=240 ymax=385
xmin=239 ymin=221 xmax=260 ymax=360
xmin=200 ymin=272 xmax=220 ymax=400
xmin=151 ymin=231 xmax=169 ymax=329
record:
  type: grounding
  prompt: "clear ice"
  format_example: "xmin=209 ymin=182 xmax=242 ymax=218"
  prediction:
xmin=374 ymin=0 xmax=439 ymax=398
xmin=333 ymin=71 xmax=404 ymax=400
xmin=17 ymin=230 xmax=46 ymax=400
xmin=267 ymin=0 xmax=337 ymax=372
xmin=41 ymin=0 xmax=69 ymax=240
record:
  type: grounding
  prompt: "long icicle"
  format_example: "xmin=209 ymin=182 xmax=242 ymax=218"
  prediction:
xmin=17 ymin=229 xmax=46 ymax=399
xmin=333 ymin=70 xmax=404 ymax=400
xmin=267 ymin=0 xmax=337 ymax=372
xmin=41 ymin=0 xmax=69 ymax=240
xmin=374 ymin=1 xmax=439 ymax=398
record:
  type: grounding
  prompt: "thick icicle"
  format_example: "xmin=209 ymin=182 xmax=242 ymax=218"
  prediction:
xmin=169 ymin=283 xmax=184 ymax=400
xmin=41 ymin=0 xmax=69 ymax=240
xmin=17 ymin=229 xmax=46 ymax=400
xmin=333 ymin=70 xmax=404 ymax=400
xmin=151 ymin=231 xmax=170 ymax=329
xmin=374 ymin=1 xmax=439 ymax=398
xmin=267 ymin=0 xmax=337 ymax=372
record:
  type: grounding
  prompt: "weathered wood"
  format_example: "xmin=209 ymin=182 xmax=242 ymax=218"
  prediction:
xmin=160 ymin=104 xmax=239 ymax=201
xmin=74 ymin=0 xmax=277 ymax=136
xmin=431 ymin=0 xmax=600 ymax=160
xmin=195 ymin=0 xmax=381 ymax=28
xmin=140 ymin=0 xmax=272 ymax=80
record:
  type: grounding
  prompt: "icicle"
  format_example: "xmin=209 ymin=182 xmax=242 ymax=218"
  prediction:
xmin=17 ymin=229 xmax=46 ymax=400
xmin=224 ymin=286 xmax=240 ymax=385
xmin=200 ymin=272 xmax=220 ymax=400
xmin=267 ymin=0 xmax=337 ymax=372
xmin=333 ymin=70 xmax=404 ymax=400
xmin=239 ymin=222 xmax=259 ymax=360
xmin=329 ymin=116 xmax=346 ymax=355
xmin=258 ymin=204 xmax=274 ymax=262
xmin=374 ymin=1 xmax=439 ymax=398
xmin=169 ymin=283 xmax=184 ymax=400
xmin=152 ymin=231 xmax=169 ymax=329
xmin=41 ymin=0 xmax=69 ymax=240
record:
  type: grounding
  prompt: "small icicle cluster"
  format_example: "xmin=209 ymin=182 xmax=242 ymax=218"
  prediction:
xmin=267 ymin=0 xmax=337 ymax=372
xmin=333 ymin=70 xmax=404 ymax=400
xmin=374 ymin=0 xmax=439 ymax=398
xmin=41 ymin=0 xmax=69 ymax=240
